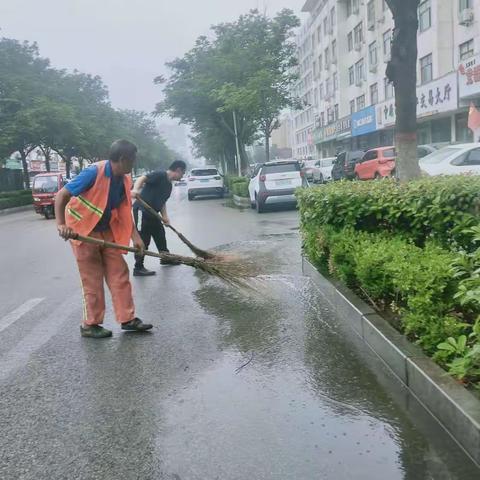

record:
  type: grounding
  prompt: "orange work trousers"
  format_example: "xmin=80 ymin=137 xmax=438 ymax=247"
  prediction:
xmin=71 ymin=229 xmax=135 ymax=326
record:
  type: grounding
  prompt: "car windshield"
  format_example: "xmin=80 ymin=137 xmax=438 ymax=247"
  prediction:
xmin=304 ymin=160 xmax=316 ymax=168
xmin=420 ymin=147 xmax=463 ymax=165
xmin=33 ymin=176 xmax=58 ymax=193
xmin=262 ymin=163 xmax=300 ymax=174
xmin=322 ymin=158 xmax=334 ymax=167
xmin=191 ymin=169 xmax=218 ymax=176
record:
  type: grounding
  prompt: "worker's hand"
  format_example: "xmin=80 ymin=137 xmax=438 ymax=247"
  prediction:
xmin=57 ymin=224 xmax=74 ymax=241
xmin=131 ymin=190 xmax=139 ymax=200
xmin=163 ymin=215 xmax=171 ymax=226
xmin=132 ymin=231 xmax=145 ymax=255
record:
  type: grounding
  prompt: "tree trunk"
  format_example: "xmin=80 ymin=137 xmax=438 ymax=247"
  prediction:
xmin=65 ymin=155 xmax=72 ymax=179
xmin=265 ymin=130 xmax=270 ymax=163
xmin=19 ymin=150 xmax=30 ymax=189
xmin=386 ymin=0 xmax=421 ymax=181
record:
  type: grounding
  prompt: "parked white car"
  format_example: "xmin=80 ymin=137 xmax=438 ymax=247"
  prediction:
xmin=313 ymin=157 xmax=336 ymax=183
xmin=248 ymin=160 xmax=305 ymax=213
xmin=419 ymin=143 xmax=480 ymax=177
xmin=187 ymin=167 xmax=225 ymax=200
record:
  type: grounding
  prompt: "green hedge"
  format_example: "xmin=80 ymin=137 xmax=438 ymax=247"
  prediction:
xmin=0 ymin=189 xmax=31 ymax=199
xmin=298 ymin=177 xmax=480 ymax=387
xmin=298 ymin=176 xmax=480 ymax=250
xmin=0 ymin=194 xmax=32 ymax=210
xmin=232 ymin=179 xmax=249 ymax=198
xmin=226 ymin=175 xmax=249 ymax=191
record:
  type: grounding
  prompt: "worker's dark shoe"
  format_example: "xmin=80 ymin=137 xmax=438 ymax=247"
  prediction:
xmin=133 ymin=267 xmax=156 ymax=277
xmin=80 ymin=325 xmax=112 ymax=338
xmin=121 ymin=318 xmax=153 ymax=332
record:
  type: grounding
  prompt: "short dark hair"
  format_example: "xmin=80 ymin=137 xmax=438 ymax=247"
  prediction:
xmin=169 ymin=160 xmax=187 ymax=172
xmin=109 ymin=140 xmax=138 ymax=162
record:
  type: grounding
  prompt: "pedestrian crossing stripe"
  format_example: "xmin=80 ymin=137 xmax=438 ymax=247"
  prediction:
xmin=78 ymin=196 xmax=103 ymax=217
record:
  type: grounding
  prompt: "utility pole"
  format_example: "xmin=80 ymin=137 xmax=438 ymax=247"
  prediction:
xmin=233 ymin=110 xmax=242 ymax=177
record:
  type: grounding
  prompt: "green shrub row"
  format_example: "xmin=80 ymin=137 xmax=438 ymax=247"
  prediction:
xmin=0 ymin=195 xmax=32 ymax=210
xmin=298 ymin=176 xmax=480 ymax=387
xmin=225 ymin=175 xmax=248 ymax=191
xmin=0 ymin=189 xmax=31 ymax=199
xmin=297 ymin=176 xmax=480 ymax=250
xmin=231 ymin=179 xmax=250 ymax=198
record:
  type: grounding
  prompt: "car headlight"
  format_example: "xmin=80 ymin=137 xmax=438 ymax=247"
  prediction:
xmin=34 ymin=197 xmax=41 ymax=202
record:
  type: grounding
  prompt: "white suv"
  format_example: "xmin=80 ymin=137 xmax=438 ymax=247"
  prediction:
xmin=248 ymin=160 xmax=305 ymax=213
xmin=187 ymin=167 xmax=225 ymax=201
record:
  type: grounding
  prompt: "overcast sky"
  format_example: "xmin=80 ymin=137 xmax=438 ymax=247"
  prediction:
xmin=1 ymin=0 xmax=307 ymax=114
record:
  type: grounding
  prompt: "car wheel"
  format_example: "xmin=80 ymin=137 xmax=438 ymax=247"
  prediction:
xmin=44 ymin=207 xmax=54 ymax=219
xmin=355 ymin=173 xmax=361 ymax=181
xmin=319 ymin=174 xmax=324 ymax=184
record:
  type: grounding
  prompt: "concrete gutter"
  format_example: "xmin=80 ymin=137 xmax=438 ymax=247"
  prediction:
xmin=233 ymin=195 xmax=251 ymax=208
xmin=302 ymin=257 xmax=480 ymax=467
xmin=0 ymin=205 xmax=32 ymax=216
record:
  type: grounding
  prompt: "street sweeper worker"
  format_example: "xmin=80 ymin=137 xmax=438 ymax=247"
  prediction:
xmin=131 ymin=160 xmax=187 ymax=277
xmin=54 ymin=139 xmax=153 ymax=339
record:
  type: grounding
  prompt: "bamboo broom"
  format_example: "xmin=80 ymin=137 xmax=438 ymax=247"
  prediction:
xmin=71 ymin=233 xmax=254 ymax=287
xmin=135 ymin=195 xmax=220 ymax=260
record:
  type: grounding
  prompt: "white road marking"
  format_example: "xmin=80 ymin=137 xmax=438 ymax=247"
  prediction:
xmin=0 ymin=298 xmax=45 ymax=333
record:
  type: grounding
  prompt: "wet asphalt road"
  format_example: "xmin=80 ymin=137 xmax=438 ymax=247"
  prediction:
xmin=0 ymin=187 xmax=479 ymax=480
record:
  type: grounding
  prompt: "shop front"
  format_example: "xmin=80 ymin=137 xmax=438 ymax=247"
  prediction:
xmin=313 ymin=116 xmax=351 ymax=158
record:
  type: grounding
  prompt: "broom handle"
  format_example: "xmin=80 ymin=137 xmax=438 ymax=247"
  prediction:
xmin=135 ymin=196 xmax=180 ymax=235
xmin=72 ymin=233 xmax=164 ymax=260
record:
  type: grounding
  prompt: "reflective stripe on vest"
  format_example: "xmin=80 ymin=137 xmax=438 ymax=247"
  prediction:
xmin=77 ymin=195 xmax=103 ymax=217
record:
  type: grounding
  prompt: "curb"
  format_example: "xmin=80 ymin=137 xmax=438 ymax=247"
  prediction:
xmin=302 ymin=257 xmax=480 ymax=467
xmin=0 ymin=205 xmax=32 ymax=216
xmin=233 ymin=194 xmax=251 ymax=208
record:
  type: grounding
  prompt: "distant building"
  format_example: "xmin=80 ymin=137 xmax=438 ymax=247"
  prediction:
xmin=271 ymin=113 xmax=294 ymax=159
xmin=291 ymin=0 xmax=480 ymax=159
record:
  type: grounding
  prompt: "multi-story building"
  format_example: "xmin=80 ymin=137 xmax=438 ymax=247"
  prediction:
xmin=292 ymin=0 xmax=480 ymax=159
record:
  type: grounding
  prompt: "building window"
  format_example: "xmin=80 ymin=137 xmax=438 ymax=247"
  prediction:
xmin=317 ymin=25 xmax=322 ymax=43
xmin=347 ymin=0 xmax=353 ymax=17
xmin=356 ymin=95 xmax=366 ymax=111
xmin=384 ymin=77 xmax=394 ymax=99
xmin=326 ymin=77 xmax=332 ymax=96
xmin=383 ymin=30 xmax=392 ymax=59
xmin=334 ymin=104 xmax=339 ymax=120
xmin=369 ymin=41 xmax=378 ymax=67
xmin=319 ymin=82 xmax=324 ymax=99
xmin=420 ymin=53 xmax=433 ymax=84
xmin=313 ymin=61 xmax=317 ymax=77
xmin=333 ymin=72 xmax=339 ymax=91
xmin=459 ymin=0 xmax=472 ymax=11
xmin=349 ymin=66 xmax=355 ymax=85
xmin=367 ymin=1 xmax=375 ymax=25
xmin=460 ymin=39 xmax=475 ymax=60
xmin=318 ymin=54 xmax=323 ymax=74
xmin=418 ymin=1 xmax=431 ymax=32
xmin=327 ymin=107 xmax=334 ymax=124
xmin=332 ymin=40 xmax=337 ymax=62
xmin=370 ymin=83 xmax=378 ymax=105
xmin=350 ymin=99 xmax=356 ymax=113
xmin=320 ymin=112 xmax=325 ymax=126
xmin=348 ymin=32 xmax=354 ymax=52
xmin=355 ymin=59 xmax=365 ymax=83
xmin=354 ymin=22 xmax=364 ymax=46
xmin=323 ymin=17 xmax=328 ymax=35
xmin=324 ymin=47 xmax=330 ymax=68
xmin=330 ymin=7 xmax=336 ymax=29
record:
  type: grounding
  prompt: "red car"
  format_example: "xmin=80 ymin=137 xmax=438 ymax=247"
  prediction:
xmin=32 ymin=173 xmax=65 ymax=219
xmin=354 ymin=147 xmax=396 ymax=180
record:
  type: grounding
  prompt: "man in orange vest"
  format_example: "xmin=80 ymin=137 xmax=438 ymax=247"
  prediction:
xmin=54 ymin=139 xmax=152 ymax=338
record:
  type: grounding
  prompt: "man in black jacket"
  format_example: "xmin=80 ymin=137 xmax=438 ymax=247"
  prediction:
xmin=131 ymin=160 xmax=186 ymax=276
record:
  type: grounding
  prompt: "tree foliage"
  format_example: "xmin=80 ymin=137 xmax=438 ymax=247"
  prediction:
xmin=156 ymin=9 xmax=300 ymax=171
xmin=0 ymin=37 xmax=177 ymax=186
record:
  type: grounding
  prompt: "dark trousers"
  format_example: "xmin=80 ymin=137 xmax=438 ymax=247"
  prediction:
xmin=133 ymin=207 xmax=168 ymax=269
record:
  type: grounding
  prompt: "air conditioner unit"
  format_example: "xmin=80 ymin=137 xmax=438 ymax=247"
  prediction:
xmin=354 ymin=42 xmax=362 ymax=52
xmin=459 ymin=8 xmax=474 ymax=26
xmin=368 ymin=18 xmax=375 ymax=31
xmin=369 ymin=63 xmax=378 ymax=73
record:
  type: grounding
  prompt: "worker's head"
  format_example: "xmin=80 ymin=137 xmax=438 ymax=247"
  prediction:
xmin=109 ymin=140 xmax=138 ymax=174
xmin=168 ymin=160 xmax=187 ymax=181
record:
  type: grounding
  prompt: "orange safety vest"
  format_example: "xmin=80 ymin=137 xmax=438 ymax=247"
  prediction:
xmin=66 ymin=160 xmax=133 ymax=248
